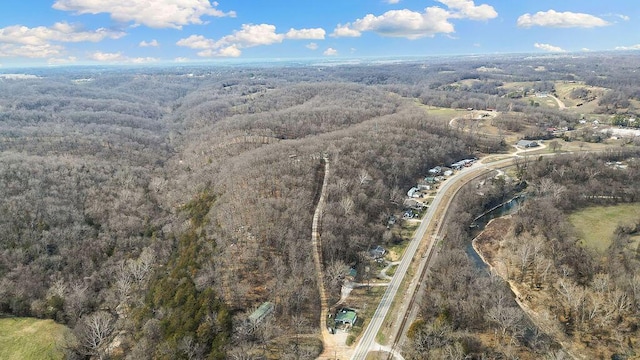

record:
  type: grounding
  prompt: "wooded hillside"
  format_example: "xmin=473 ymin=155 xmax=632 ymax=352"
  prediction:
xmin=0 ymin=54 xmax=639 ymax=358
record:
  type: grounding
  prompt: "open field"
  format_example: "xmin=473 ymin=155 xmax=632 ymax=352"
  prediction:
xmin=570 ymin=203 xmax=640 ymax=253
xmin=499 ymin=81 xmax=535 ymax=92
xmin=554 ymin=82 xmax=608 ymax=109
xmin=530 ymin=95 xmax=560 ymax=109
xmin=0 ymin=318 xmax=71 ymax=360
xmin=420 ymin=105 xmax=464 ymax=120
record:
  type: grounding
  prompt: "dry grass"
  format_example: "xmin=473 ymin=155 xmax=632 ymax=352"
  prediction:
xmin=0 ymin=318 xmax=71 ymax=360
xmin=421 ymin=105 xmax=463 ymax=120
xmin=570 ymin=203 xmax=640 ymax=253
xmin=366 ymin=350 xmax=393 ymax=359
xmin=343 ymin=286 xmax=387 ymax=344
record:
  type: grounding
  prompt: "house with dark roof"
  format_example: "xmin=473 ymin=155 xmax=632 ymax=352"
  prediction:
xmin=517 ymin=140 xmax=539 ymax=148
xmin=369 ymin=245 xmax=386 ymax=259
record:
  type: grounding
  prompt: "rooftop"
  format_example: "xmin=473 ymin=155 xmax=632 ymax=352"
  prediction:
xmin=248 ymin=301 xmax=274 ymax=323
xmin=335 ymin=308 xmax=357 ymax=323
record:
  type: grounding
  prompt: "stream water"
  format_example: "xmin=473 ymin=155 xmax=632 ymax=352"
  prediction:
xmin=466 ymin=195 xmax=525 ymax=268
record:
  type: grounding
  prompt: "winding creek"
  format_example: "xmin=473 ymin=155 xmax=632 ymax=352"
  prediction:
xmin=467 ymin=195 xmax=525 ymax=268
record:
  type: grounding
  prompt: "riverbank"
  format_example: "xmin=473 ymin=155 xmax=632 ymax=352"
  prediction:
xmin=472 ymin=217 xmax=595 ymax=360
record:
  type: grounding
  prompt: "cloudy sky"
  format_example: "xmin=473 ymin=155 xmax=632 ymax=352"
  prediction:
xmin=0 ymin=0 xmax=637 ymax=66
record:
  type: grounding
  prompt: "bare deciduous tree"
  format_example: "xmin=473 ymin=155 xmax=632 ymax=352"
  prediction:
xmin=75 ymin=311 xmax=114 ymax=359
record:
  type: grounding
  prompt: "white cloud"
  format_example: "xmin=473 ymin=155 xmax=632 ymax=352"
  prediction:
xmin=217 ymin=45 xmax=241 ymax=57
xmin=306 ymin=42 xmax=319 ymax=50
xmin=615 ymin=44 xmax=640 ymax=50
xmin=193 ymin=45 xmax=240 ymax=57
xmin=603 ymin=13 xmax=630 ymax=21
xmin=0 ymin=43 xmax=64 ymax=58
xmin=331 ymin=1 xmax=496 ymax=39
xmin=174 ymin=57 xmax=190 ymax=62
xmin=48 ymin=56 xmax=77 ymax=64
xmin=436 ymin=0 xmax=497 ymax=21
xmin=130 ymin=57 xmax=159 ymax=63
xmin=333 ymin=8 xmax=454 ymax=39
xmin=178 ymin=23 xmax=327 ymax=57
xmin=534 ymin=43 xmax=566 ymax=52
xmin=139 ymin=39 xmax=159 ymax=47
xmin=581 ymin=48 xmax=591 ymax=52
xmin=88 ymin=51 xmax=158 ymax=63
xmin=332 ymin=24 xmax=362 ymax=38
xmin=176 ymin=34 xmax=215 ymax=49
xmin=89 ymin=51 xmax=126 ymax=62
xmin=385 ymin=0 xmax=401 ymax=4
xmin=285 ymin=28 xmax=326 ymax=40
xmin=218 ymin=24 xmax=284 ymax=47
xmin=0 ymin=22 xmax=124 ymax=46
xmin=53 ymin=0 xmax=236 ymax=29
xmin=323 ymin=47 xmax=338 ymax=56
xmin=0 ymin=22 xmax=125 ymax=60
xmin=518 ymin=10 xmax=609 ymax=28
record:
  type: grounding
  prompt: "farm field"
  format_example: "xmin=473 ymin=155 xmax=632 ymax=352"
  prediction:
xmin=570 ymin=203 xmax=640 ymax=253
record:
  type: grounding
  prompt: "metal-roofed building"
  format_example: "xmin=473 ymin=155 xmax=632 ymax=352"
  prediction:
xmin=335 ymin=308 xmax=357 ymax=326
xmin=248 ymin=301 xmax=274 ymax=324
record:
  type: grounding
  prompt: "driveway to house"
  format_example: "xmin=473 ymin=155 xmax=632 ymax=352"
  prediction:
xmin=549 ymin=94 xmax=566 ymax=109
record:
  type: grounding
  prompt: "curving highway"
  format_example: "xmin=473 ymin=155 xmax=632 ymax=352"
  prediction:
xmin=350 ymin=157 xmax=521 ymax=359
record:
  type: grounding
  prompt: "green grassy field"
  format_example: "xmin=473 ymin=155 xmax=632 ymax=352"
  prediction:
xmin=0 ymin=318 xmax=72 ymax=360
xmin=570 ymin=203 xmax=640 ymax=253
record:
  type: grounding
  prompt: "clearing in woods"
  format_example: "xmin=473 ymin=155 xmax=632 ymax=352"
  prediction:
xmin=0 ymin=317 xmax=72 ymax=360
xmin=570 ymin=203 xmax=640 ymax=254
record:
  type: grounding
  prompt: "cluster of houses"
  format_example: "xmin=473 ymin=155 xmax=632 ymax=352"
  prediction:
xmin=400 ymin=159 xmax=477 ymax=221
xmin=449 ymin=158 xmax=478 ymax=170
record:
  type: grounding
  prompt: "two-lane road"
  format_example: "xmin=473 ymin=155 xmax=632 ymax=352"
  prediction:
xmin=350 ymin=157 xmax=520 ymax=359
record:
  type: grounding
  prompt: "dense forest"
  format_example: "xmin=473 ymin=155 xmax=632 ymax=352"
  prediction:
xmin=0 ymin=53 xmax=639 ymax=359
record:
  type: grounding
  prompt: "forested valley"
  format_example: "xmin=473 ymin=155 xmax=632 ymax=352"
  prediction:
xmin=1 ymin=53 xmax=640 ymax=359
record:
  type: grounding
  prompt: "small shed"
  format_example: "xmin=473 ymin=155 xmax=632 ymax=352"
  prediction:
xmin=248 ymin=302 xmax=274 ymax=324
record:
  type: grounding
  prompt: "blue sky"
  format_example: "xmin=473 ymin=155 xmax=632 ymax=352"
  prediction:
xmin=0 ymin=0 xmax=638 ymax=66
